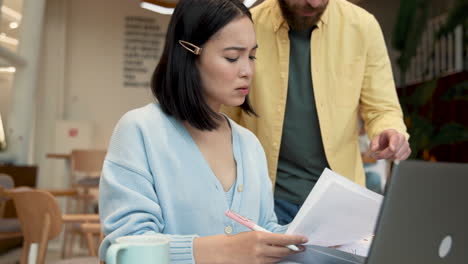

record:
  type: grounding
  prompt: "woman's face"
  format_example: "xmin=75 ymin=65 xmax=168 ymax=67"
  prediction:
xmin=197 ymin=16 xmax=257 ymax=112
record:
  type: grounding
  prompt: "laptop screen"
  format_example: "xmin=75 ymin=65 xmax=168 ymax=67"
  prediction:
xmin=366 ymin=160 xmax=468 ymax=264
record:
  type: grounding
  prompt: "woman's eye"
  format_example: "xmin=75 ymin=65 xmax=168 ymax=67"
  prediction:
xmin=225 ymin=57 xmax=238 ymax=63
xmin=249 ymin=55 xmax=257 ymax=61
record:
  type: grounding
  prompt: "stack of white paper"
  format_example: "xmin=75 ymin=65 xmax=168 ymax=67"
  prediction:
xmin=286 ymin=168 xmax=383 ymax=256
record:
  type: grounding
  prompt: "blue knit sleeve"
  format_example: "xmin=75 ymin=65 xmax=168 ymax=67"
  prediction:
xmin=142 ymin=231 xmax=198 ymax=263
xmin=98 ymin=112 xmax=198 ymax=263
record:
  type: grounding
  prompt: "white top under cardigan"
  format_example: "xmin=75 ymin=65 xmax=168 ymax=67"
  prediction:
xmin=99 ymin=103 xmax=287 ymax=263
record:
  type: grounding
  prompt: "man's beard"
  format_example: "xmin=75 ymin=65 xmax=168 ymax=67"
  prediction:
xmin=278 ymin=0 xmax=328 ymax=31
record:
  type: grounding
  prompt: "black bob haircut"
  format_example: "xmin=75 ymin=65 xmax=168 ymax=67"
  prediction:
xmin=151 ymin=0 xmax=256 ymax=131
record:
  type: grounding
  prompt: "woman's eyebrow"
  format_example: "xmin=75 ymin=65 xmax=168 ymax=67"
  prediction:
xmin=223 ymin=44 xmax=258 ymax=51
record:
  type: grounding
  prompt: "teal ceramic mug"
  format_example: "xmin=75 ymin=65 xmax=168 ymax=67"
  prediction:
xmin=106 ymin=234 xmax=170 ymax=264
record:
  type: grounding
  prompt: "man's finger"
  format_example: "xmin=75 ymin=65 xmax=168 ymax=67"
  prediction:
xmin=399 ymin=147 xmax=411 ymax=161
xmin=388 ymin=133 xmax=402 ymax=152
xmin=370 ymin=135 xmax=381 ymax=152
xmin=393 ymin=143 xmax=408 ymax=160
xmin=372 ymin=147 xmax=395 ymax=160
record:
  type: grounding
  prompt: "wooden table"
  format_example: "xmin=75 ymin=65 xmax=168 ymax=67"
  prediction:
xmin=46 ymin=153 xmax=71 ymax=159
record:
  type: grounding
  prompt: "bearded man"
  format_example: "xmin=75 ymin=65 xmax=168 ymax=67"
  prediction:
xmin=222 ymin=0 xmax=411 ymax=224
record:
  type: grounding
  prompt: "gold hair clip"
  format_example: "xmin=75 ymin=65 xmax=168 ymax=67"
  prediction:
xmin=178 ymin=40 xmax=202 ymax=55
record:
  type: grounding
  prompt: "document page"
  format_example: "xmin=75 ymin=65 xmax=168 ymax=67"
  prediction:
xmin=279 ymin=245 xmax=366 ymax=264
xmin=334 ymin=235 xmax=374 ymax=257
xmin=286 ymin=168 xmax=383 ymax=256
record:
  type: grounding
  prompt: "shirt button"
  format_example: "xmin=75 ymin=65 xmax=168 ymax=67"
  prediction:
xmin=277 ymin=106 xmax=281 ymax=112
xmin=273 ymin=142 xmax=278 ymax=148
xmin=224 ymin=225 xmax=233 ymax=235
xmin=237 ymin=184 xmax=244 ymax=192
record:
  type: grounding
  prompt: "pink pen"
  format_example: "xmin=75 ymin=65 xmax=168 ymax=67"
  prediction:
xmin=225 ymin=210 xmax=301 ymax=251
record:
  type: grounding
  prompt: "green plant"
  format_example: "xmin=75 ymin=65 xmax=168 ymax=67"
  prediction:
xmin=436 ymin=0 xmax=468 ymax=39
xmin=392 ymin=0 xmax=468 ymax=160
xmin=393 ymin=0 xmax=468 ymax=84
xmin=392 ymin=0 xmax=430 ymax=85
xmin=401 ymin=80 xmax=468 ymax=159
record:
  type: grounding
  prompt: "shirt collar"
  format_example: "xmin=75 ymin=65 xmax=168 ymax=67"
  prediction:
xmin=271 ymin=0 xmax=330 ymax=33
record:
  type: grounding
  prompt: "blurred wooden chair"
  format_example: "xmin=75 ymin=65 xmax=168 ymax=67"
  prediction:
xmin=80 ymin=223 xmax=103 ymax=257
xmin=67 ymin=149 xmax=106 ymax=214
xmin=4 ymin=187 xmax=102 ymax=264
xmin=0 ymin=174 xmax=22 ymax=242
xmin=58 ymin=149 xmax=105 ymax=258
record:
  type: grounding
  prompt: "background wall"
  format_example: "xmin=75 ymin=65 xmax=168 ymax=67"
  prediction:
xmin=0 ymin=74 xmax=13 ymax=127
xmin=64 ymin=0 xmax=164 ymax=146
xmin=0 ymin=0 xmax=20 ymax=135
xmin=33 ymin=0 xmax=170 ymax=188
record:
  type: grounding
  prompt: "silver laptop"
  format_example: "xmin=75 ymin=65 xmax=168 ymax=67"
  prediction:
xmin=283 ymin=160 xmax=468 ymax=264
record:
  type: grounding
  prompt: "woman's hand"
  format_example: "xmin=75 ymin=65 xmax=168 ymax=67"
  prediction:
xmin=194 ymin=231 xmax=308 ymax=264
xmin=223 ymin=231 xmax=307 ymax=264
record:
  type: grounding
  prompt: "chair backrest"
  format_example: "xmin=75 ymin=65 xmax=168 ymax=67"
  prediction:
xmin=0 ymin=174 xmax=22 ymax=242
xmin=0 ymin=173 xmax=14 ymax=216
xmin=70 ymin=149 xmax=106 ymax=185
xmin=8 ymin=188 xmax=63 ymax=242
xmin=7 ymin=188 xmax=64 ymax=264
xmin=0 ymin=173 xmax=14 ymax=189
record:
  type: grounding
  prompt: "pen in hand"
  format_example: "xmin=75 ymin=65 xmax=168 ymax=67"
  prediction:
xmin=225 ymin=210 xmax=302 ymax=251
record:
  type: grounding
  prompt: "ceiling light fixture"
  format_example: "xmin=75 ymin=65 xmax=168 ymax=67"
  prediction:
xmin=140 ymin=2 xmax=174 ymax=15
xmin=140 ymin=0 xmax=177 ymax=15
xmin=1 ymin=6 xmax=22 ymax=21
xmin=140 ymin=0 xmax=259 ymax=15
xmin=243 ymin=0 xmax=258 ymax=8
xmin=0 ymin=67 xmax=16 ymax=73
xmin=0 ymin=33 xmax=19 ymax=46
xmin=9 ymin=22 xmax=19 ymax=29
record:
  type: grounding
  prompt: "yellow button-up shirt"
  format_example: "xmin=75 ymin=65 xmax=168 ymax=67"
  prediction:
xmin=222 ymin=0 xmax=407 ymax=186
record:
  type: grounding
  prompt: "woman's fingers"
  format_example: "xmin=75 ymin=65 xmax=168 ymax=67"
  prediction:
xmin=226 ymin=231 xmax=307 ymax=263
xmin=259 ymin=232 xmax=308 ymax=246
xmin=262 ymin=244 xmax=302 ymax=258
xmin=263 ymin=256 xmax=285 ymax=263
xmin=254 ymin=232 xmax=306 ymax=261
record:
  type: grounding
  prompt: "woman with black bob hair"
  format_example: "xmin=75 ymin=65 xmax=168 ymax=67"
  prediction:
xmin=153 ymin=0 xmax=257 ymax=130
xmin=99 ymin=0 xmax=307 ymax=263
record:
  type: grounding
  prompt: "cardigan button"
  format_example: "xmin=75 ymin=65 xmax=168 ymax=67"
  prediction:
xmin=224 ymin=225 xmax=233 ymax=235
xmin=237 ymin=184 xmax=244 ymax=192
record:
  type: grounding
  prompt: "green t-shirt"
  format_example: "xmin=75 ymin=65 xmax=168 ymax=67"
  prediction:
xmin=274 ymin=28 xmax=329 ymax=205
